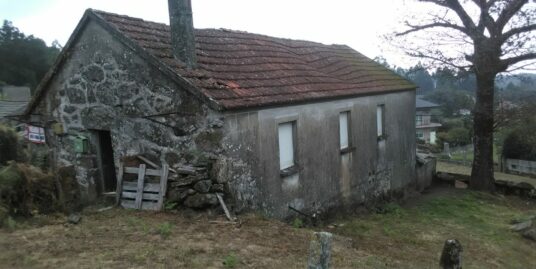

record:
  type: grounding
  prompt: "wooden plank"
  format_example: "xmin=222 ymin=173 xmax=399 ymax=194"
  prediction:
xmin=156 ymin=164 xmax=169 ymax=210
xmin=124 ymin=167 xmax=161 ymax=177
xmin=121 ymin=200 xmax=137 ymax=209
xmin=121 ymin=200 xmax=160 ymax=211
xmin=137 ymin=155 xmax=177 ymax=174
xmin=121 ymin=191 xmax=160 ymax=201
xmin=175 ymin=166 xmax=197 ymax=175
xmin=216 ymin=193 xmax=234 ymax=221
xmin=134 ymin=164 xmax=146 ymax=209
xmin=122 ymin=181 xmax=160 ymax=192
xmin=116 ymin=162 xmax=124 ymax=206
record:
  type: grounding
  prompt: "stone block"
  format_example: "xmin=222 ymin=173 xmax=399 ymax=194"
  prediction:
xmin=211 ymin=183 xmax=224 ymax=193
xmin=194 ymin=180 xmax=212 ymax=193
xmin=184 ymin=193 xmax=218 ymax=208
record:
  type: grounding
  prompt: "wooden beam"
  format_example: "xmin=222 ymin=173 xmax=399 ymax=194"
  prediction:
xmin=116 ymin=162 xmax=124 ymax=206
xmin=134 ymin=164 xmax=146 ymax=209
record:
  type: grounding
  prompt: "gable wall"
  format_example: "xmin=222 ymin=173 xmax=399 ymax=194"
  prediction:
xmin=33 ymin=20 xmax=225 ymax=203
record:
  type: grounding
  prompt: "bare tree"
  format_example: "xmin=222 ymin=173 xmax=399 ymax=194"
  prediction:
xmin=392 ymin=0 xmax=536 ymax=191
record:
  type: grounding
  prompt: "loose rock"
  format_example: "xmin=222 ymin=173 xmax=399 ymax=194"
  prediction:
xmin=211 ymin=183 xmax=224 ymax=193
xmin=194 ymin=180 xmax=212 ymax=193
xmin=184 ymin=193 xmax=218 ymax=208
xmin=68 ymin=213 xmax=82 ymax=224
xmin=510 ymin=220 xmax=532 ymax=232
xmin=522 ymin=228 xmax=536 ymax=241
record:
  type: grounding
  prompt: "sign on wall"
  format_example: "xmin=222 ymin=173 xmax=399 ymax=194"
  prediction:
xmin=26 ymin=125 xmax=46 ymax=144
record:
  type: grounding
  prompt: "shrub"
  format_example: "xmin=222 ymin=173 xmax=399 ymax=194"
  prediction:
xmin=0 ymin=125 xmax=20 ymax=165
xmin=223 ymin=253 xmax=238 ymax=269
xmin=502 ymin=124 xmax=536 ymax=161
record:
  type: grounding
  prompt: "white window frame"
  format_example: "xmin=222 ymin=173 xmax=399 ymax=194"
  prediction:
xmin=416 ymin=130 xmax=424 ymax=139
xmin=377 ymin=105 xmax=385 ymax=138
xmin=339 ymin=111 xmax=351 ymax=150
xmin=416 ymin=115 xmax=423 ymax=126
xmin=278 ymin=121 xmax=296 ymax=170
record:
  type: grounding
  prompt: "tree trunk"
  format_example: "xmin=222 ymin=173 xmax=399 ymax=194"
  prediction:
xmin=470 ymin=73 xmax=496 ymax=191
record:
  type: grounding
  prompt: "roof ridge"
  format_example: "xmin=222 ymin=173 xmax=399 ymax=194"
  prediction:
xmin=90 ymin=9 xmax=345 ymax=49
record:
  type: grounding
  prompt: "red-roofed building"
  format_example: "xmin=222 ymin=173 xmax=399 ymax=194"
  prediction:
xmin=23 ymin=1 xmax=417 ymax=218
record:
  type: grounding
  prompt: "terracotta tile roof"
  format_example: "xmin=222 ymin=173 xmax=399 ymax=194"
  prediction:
xmin=93 ymin=10 xmax=415 ymax=110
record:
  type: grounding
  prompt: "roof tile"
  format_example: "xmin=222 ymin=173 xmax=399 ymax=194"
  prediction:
xmin=93 ymin=10 xmax=415 ymax=110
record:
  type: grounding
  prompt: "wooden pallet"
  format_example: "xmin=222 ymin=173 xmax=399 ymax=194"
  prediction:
xmin=116 ymin=163 xmax=169 ymax=211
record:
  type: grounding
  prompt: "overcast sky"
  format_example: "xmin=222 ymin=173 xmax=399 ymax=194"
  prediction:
xmin=1 ymin=0 xmax=431 ymax=68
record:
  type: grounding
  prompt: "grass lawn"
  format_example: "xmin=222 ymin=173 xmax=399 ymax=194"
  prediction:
xmin=0 ymin=187 xmax=535 ymax=268
xmin=437 ymin=161 xmax=536 ymax=186
xmin=449 ymin=145 xmax=500 ymax=163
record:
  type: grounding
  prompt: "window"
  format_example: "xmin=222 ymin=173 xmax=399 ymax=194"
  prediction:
xmin=376 ymin=105 xmax=385 ymax=138
xmin=339 ymin=111 xmax=350 ymax=150
xmin=416 ymin=115 xmax=423 ymax=126
xmin=416 ymin=130 xmax=424 ymax=139
xmin=278 ymin=121 xmax=296 ymax=170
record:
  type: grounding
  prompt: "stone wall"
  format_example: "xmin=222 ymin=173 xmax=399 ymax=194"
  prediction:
xmin=32 ymin=20 xmax=233 ymax=207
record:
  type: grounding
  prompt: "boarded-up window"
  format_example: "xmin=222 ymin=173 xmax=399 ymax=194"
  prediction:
xmin=339 ymin=111 xmax=350 ymax=149
xmin=377 ymin=105 xmax=384 ymax=137
xmin=278 ymin=121 xmax=295 ymax=170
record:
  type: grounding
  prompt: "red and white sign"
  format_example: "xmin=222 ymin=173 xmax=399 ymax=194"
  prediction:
xmin=26 ymin=125 xmax=46 ymax=144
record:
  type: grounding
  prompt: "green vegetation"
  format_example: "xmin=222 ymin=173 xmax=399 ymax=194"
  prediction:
xmin=0 ymin=124 xmax=22 ymax=165
xmin=0 ymin=20 xmax=60 ymax=89
xmin=157 ymin=222 xmax=173 ymax=239
xmin=335 ymin=190 xmax=536 ymax=268
xmin=222 ymin=253 xmax=238 ymax=269
xmin=502 ymin=121 xmax=536 ymax=161
xmin=291 ymin=217 xmax=304 ymax=228
xmin=437 ymin=161 xmax=536 ymax=185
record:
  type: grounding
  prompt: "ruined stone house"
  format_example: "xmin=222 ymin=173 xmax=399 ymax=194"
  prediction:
xmin=23 ymin=1 xmax=417 ymax=218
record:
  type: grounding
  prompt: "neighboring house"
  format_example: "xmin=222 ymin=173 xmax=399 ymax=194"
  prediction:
xmin=0 ymin=86 xmax=30 ymax=129
xmin=23 ymin=3 xmax=417 ymax=218
xmin=416 ymin=96 xmax=441 ymax=144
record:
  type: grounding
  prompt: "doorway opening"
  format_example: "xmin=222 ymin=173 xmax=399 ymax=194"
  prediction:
xmin=95 ymin=130 xmax=117 ymax=193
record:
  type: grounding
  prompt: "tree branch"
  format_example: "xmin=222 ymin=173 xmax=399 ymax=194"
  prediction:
xmin=396 ymin=21 xmax=469 ymax=36
xmin=499 ymin=53 xmax=536 ymax=70
xmin=445 ymin=0 xmax=479 ymax=33
xmin=405 ymin=50 xmax=472 ymax=70
xmin=501 ymin=24 xmax=536 ymax=42
xmin=496 ymin=0 xmax=529 ymax=32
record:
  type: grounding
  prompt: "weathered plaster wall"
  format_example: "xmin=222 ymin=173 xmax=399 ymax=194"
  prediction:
xmin=224 ymin=90 xmax=416 ymax=218
xmin=33 ymin=20 xmax=225 ymax=203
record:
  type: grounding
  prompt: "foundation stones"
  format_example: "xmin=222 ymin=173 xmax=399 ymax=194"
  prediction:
xmin=184 ymin=193 xmax=219 ymax=208
xmin=167 ymin=162 xmax=228 ymax=209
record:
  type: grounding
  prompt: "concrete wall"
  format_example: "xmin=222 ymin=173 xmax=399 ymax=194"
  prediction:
xmin=505 ymin=159 xmax=536 ymax=176
xmin=224 ymin=90 xmax=417 ymax=218
xmin=32 ymin=20 xmax=225 ymax=203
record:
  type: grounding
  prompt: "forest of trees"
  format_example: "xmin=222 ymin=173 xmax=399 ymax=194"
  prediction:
xmin=0 ymin=20 xmax=60 ymax=91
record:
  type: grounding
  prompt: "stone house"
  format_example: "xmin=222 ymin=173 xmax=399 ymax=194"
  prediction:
xmin=416 ymin=96 xmax=441 ymax=145
xmin=23 ymin=1 xmax=417 ymax=218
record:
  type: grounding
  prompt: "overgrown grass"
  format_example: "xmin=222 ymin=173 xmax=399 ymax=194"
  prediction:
xmin=334 ymin=190 xmax=536 ymax=268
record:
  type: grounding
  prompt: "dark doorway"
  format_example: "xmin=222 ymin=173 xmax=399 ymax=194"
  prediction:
xmin=96 ymin=130 xmax=117 ymax=192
